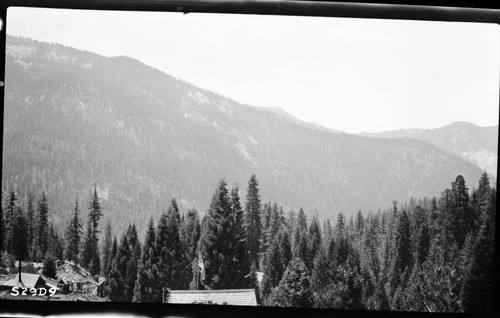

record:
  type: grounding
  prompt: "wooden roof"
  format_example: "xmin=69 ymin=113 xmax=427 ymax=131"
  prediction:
xmin=168 ymin=289 xmax=257 ymax=306
xmin=3 ymin=273 xmax=46 ymax=289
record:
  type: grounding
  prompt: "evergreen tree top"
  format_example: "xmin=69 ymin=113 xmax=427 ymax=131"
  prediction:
xmin=38 ymin=192 xmax=48 ymax=213
xmin=167 ymin=198 xmax=180 ymax=222
xmin=335 ymin=212 xmax=345 ymax=232
xmin=245 ymin=175 xmax=261 ymax=213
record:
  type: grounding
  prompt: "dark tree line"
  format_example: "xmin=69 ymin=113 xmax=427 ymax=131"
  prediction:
xmin=1 ymin=184 xmax=104 ymax=277
xmin=2 ymin=173 xmax=495 ymax=313
xmin=102 ymin=172 xmax=495 ymax=314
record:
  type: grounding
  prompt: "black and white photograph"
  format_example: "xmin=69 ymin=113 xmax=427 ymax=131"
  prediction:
xmin=0 ymin=2 xmax=498 ymax=315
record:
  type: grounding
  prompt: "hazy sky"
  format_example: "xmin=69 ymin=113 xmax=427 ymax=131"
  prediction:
xmin=6 ymin=7 xmax=500 ymax=133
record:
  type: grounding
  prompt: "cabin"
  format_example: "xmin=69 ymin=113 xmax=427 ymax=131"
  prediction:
xmin=41 ymin=275 xmax=71 ymax=294
xmin=43 ymin=276 xmax=61 ymax=293
xmin=2 ymin=273 xmax=47 ymax=291
xmin=167 ymin=289 xmax=257 ymax=306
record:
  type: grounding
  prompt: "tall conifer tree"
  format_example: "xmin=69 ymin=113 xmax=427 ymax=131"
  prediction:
xmin=461 ymin=188 xmax=496 ymax=313
xmin=180 ymin=208 xmax=201 ymax=262
xmin=35 ymin=191 xmax=49 ymax=261
xmin=278 ymin=227 xmax=292 ymax=270
xmin=102 ymin=221 xmax=113 ymax=276
xmin=307 ymin=216 xmax=322 ymax=269
xmin=388 ymin=210 xmax=412 ymax=296
xmin=199 ymin=180 xmax=236 ymax=289
xmin=107 ymin=233 xmax=133 ymax=302
xmin=12 ymin=206 xmax=28 ymax=279
xmin=5 ymin=191 xmax=18 ymax=254
xmin=267 ymin=257 xmax=313 ymax=307
xmin=87 ymin=184 xmax=103 ymax=274
xmin=229 ymin=186 xmax=251 ymax=288
xmin=134 ymin=218 xmax=161 ymax=302
xmin=261 ymin=235 xmax=284 ymax=301
xmin=156 ymin=198 xmax=191 ymax=290
xmin=65 ymin=196 xmax=82 ymax=264
xmin=26 ymin=193 xmax=35 ymax=257
xmin=245 ymin=175 xmax=262 ymax=268
xmin=449 ymin=175 xmax=472 ymax=247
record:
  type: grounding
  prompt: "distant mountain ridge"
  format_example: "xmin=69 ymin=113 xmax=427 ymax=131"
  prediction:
xmin=2 ymin=35 xmax=487 ymax=235
xmin=360 ymin=121 xmax=498 ymax=177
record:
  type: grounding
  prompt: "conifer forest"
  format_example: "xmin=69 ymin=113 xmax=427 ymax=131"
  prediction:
xmin=2 ymin=33 xmax=498 ymax=314
xmin=0 ymin=172 xmax=496 ymax=313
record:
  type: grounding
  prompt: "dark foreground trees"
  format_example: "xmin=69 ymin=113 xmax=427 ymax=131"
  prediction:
xmin=2 ymin=173 xmax=494 ymax=312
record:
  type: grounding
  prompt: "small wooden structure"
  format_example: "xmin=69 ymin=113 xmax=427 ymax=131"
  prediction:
xmin=167 ymin=289 xmax=257 ymax=306
xmin=3 ymin=273 xmax=47 ymax=290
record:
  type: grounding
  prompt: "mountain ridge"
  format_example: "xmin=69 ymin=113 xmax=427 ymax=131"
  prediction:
xmin=2 ymin=35 xmax=489 ymax=235
xmin=360 ymin=121 xmax=498 ymax=176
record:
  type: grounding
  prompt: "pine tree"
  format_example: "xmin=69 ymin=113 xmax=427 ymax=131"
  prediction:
xmin=401 ymin=261 xmax=427 ymax=311
xmin=307 ymin=216 xmax=322 ymax=269
xmin=229 ymin=185 xmax=251 ymax=289
xmin=278 ymin=227 xmax=292 ymax=270
xmin=469 ymin=172 xmax=491 ymax=238
xmin=414 ymin=239 xmax=461 ymax=312
xmin=26 ymin=193 xmax=35 ymax=258
xmin=322 ymin=219 xmax=333 ymax=247
xmin=127 ymin=224 xmax=141 ymax=261
xmin=461 ymin=188 xmax=495 ymax=313
xmin=199 ymin=180 xmax=239 ymax=289
xmin=261 ymin=202 xmax=284 ymax=266
xmin=449 ymin=175 xmax=472 ymax=247
xmin=296 ymin=230 xmax=309 ymax=267
xmin=334 ymin=232 xmax=350 ymax=267
xmin=133 ymin=218 xmax=161 ymax=302
xmin=245 ymin=175 xmax=262 ymax=268
xmin=35 ymin=192 xmax=49 ymax=261
xmin=355 ymin=210 xmax=364 ymax=235
xmin=179 ymin=208 xmax=201 ymax=262
xmin=102 ymin=221 xmax=113 ymax=276
xmin=87 ymin=185 xmax=103 ymax=274
xmin=261 ymin=236 xmax=285 ymax=302
xmin=156 ymin=198 xmax=191 ymax=290
xmin=428 ymin=196 xmax=439 ymax=238
xmin=292 ymin=223 xmax=301 ymax=257
xmin=65 ymin=196 xmax=82 ymax=264
xmin=267 ymin=257 xmax=313 ymax=308
xmin=4 ymin=191 xmax=18 ymax=254
xmin=310 ymin=243 xmax=332 ymax=307
xmin=335 ymin=212 xmax=345 ymax=234
xmin=47 ymin=223 xmax=64 ymax=260
xmin=81 ymin=224 xmax=93 ymax=269
xmin=296 ymin=207 xmax=308 ymax=233
xmin=106 ymin=236 xmax=118 ymax=280
xmin=343 ymin=252 xmax=364 ymax=310
xmin=411 ymin=206 xmax=430 ymax=266
xmin=125 ymin=224 xmax=141 ymax=298
xmin=388 ymin=210 xmax=412 ymax=297
xmin=12 ymin=206 xmax=28 ymax=277
xmin=260 ymin=202 xmax=272 ymax=264
xmin=107 ymin=233 xmax=133 ymax=302
xmin=42 ymin=254 xmax=57 ymax=279
xmin=361 ymin=218 xmax=380 ymax=281
xmin=89 ymin=185 xmax=103 ymax=239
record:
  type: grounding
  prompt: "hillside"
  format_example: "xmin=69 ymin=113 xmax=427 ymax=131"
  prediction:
xmin=360 ymin=121 xmax=498 ymax=176
xmin=2 ymin=36 xmax=487 ymax=235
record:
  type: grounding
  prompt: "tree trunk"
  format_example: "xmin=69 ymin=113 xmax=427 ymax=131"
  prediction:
xmin=18 ymin=259 xmax=22 ymax=284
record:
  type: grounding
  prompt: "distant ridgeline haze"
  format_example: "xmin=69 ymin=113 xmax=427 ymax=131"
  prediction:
xmin=2 ymin=35 xmax=493 ymax=235
xmin=360 ymin=122 xmax=497 ymax=177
